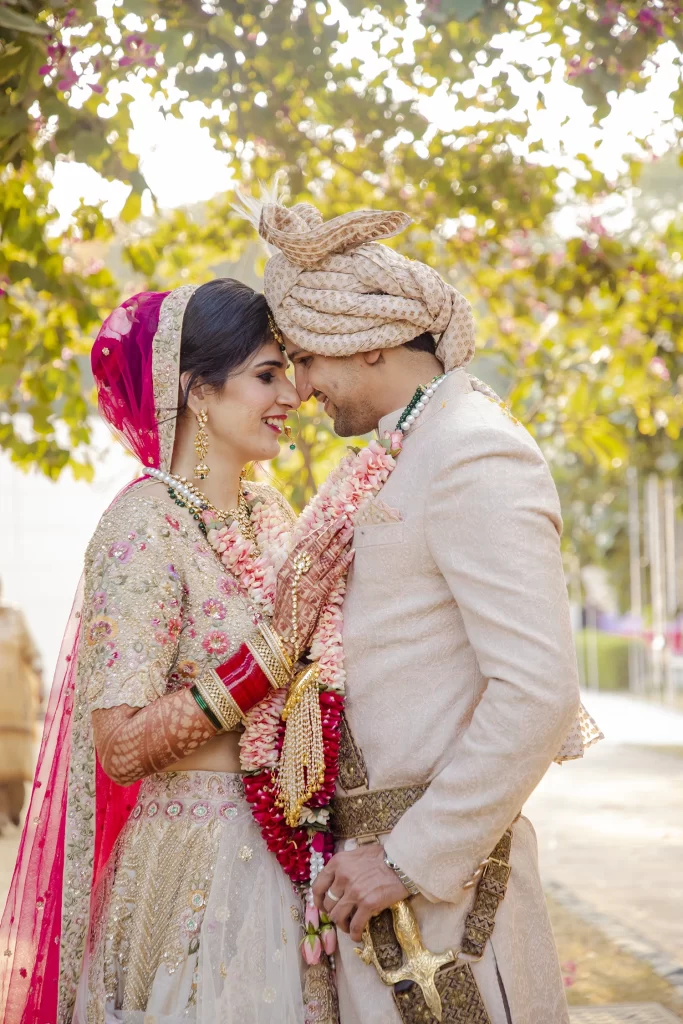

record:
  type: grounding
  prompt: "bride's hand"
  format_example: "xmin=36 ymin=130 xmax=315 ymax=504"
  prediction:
xmin=272 ymin=519 xmax=354 ymax=658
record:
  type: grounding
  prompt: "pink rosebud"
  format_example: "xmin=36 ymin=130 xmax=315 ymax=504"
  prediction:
xmin=321 ymin=923 xmax=337 ymax=955
xmin=302 ymin=933 xmax=322 ymax=965
xmin=389 ymin=431 xmax=403 ymax=451
xmin=305 ymin=903 xmax=320 ymax=930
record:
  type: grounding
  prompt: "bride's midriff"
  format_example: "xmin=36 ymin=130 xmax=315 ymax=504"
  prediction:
xmin=161 ymin=729 xmax=243 ymax=774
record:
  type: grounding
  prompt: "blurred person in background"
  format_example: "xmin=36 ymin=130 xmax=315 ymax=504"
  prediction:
xmin=0 ymin=575 xmax=43 ymax=833
xmin=0 ymin=280 xmax=353 ymax=1024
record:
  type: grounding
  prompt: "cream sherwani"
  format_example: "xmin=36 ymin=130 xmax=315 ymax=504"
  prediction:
xmin=336 ymin=369 xmax=580 ymax=1024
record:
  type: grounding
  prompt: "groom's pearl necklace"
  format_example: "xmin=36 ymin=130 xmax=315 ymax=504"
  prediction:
xmin=396 ymin=370 xmax=453 ymax=436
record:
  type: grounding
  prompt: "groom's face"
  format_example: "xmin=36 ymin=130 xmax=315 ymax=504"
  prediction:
xmin=286 ymin=345 xmax=379 ymax=437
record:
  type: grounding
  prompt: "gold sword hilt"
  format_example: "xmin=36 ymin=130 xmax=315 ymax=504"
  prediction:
xmin=355 ymin=899 xmax=457 ymax=1021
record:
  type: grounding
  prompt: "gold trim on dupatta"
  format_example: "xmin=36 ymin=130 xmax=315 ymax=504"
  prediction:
xmin=152 ymin=284 xmax=198 ymax=473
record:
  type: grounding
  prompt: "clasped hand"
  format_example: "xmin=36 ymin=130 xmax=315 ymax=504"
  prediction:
xmin=273 ymin=519 xmax=354 ymax=658
xmin=312 ymin=845 xmax=410 ymax=942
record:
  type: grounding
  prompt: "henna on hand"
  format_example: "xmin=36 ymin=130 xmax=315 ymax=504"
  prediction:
xmin=92 ymin=687 xmax=219 ymax=786
xmin=273 ymin=520 xmax=354 ymax=654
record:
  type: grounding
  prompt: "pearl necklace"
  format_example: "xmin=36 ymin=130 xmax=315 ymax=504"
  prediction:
xmin=395 ymin=370 xmax=453 ymax=436
xmin=145 ymin=467 xmax=256 ymax=544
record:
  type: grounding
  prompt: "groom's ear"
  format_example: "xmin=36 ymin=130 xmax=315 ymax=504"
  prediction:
xmin=361 ymin=349 xmax=383 ymax=367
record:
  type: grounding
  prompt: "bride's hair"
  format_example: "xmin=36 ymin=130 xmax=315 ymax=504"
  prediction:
xmin=178 ymin=277 xmax=271 ymax=412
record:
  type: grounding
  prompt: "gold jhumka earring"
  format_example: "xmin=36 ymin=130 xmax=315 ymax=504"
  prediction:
xmin=194 ymin=408 xmax=210 ymax=479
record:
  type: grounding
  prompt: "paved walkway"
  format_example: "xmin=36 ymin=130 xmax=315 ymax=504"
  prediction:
xmin=526 ymin=691 xmax=683 ymax=988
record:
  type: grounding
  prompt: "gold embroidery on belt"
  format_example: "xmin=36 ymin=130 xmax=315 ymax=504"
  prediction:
xmin=330 ymin=784 xmax=429 ymax=840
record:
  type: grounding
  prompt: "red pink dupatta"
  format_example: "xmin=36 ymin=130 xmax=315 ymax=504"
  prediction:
xmin=0 ymin=286 xmax=197 ymax=1023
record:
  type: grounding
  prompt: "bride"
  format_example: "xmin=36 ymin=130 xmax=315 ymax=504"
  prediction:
xmin=0 ymin=279 xmax=352 ymax=1023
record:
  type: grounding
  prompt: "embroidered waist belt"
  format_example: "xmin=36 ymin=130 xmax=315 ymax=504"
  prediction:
xmin=330 ymin=784 xmax=429 ymax=841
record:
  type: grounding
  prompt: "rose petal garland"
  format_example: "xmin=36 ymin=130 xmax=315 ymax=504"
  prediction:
xmin=204 ymin=443 xmax=396 ymax=890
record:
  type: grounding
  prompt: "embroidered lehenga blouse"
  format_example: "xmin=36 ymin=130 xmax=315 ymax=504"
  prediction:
xmin=69 ymin=480 xmax=298 ymax=1022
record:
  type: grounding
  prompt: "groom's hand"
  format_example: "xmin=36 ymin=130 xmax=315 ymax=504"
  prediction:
xmin=312 ymin=845 xmax=410 ymax=942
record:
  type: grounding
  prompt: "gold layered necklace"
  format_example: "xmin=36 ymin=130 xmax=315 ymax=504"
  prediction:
xmin=147 ymin=468 xmax=257 ymax=545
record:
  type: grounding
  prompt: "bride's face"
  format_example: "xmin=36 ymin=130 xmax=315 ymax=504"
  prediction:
xmin=195 ymin=341 xmax=300 ymax=464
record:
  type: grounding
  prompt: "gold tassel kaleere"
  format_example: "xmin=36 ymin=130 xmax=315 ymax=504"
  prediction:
xmin=277 ymin=664 xmax=325 ymax=827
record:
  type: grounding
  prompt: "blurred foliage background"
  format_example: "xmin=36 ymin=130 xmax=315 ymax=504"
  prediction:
xmin=1 ymin=0 xmax=683 ymax=600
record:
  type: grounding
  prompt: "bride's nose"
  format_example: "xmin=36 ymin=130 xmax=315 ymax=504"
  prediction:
xmin=278 ymin=376 xmax=301 ymax=410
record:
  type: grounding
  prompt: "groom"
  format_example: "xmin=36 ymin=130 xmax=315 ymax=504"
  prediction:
xmin=256 ymin=202 xmax=592 ymax=1024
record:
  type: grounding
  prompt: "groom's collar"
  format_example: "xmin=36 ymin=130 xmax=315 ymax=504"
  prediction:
xmin=376 ymin=368 xmax=473 ymax=438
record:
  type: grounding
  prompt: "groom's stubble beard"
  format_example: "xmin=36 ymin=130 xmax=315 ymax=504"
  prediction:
xmin=331 ymin=399 xmax=378 ymax=437
xmin=318 ymin=357 xmax=380 ymax=437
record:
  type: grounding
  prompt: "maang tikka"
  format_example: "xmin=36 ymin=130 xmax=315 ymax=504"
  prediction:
xmin=194 ymin=408 xmax=210 ymax=479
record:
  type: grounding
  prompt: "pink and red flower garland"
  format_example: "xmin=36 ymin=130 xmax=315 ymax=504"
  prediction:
xmin=204 ymin=441 xmax=395 ymax=889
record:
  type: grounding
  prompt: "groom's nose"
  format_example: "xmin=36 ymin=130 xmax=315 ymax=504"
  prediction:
xmin=294 ymin=365 xmax=313 ymax=401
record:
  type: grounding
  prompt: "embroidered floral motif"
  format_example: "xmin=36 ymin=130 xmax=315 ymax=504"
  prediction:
xmin=87 ymin=617 xmax=118 ymax=646
xmin=172 ymin=660 xmax=199 ymax=684
xmin=108 ymin=540 xmax=134 ymax=564
xmin=202 ymin=598 xmax=226 ymax=620
xmin=201 ymin=630 xmax=230 ymax=657
xmin=218 ymin=576 xmax=239 ymax=597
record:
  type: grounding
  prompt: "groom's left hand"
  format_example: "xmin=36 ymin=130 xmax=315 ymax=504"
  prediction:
xmin=312 ymin=845 xmax=410 ymax=942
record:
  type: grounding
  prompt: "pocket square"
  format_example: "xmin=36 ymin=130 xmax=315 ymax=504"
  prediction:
xmin=355 ymin=497 xmax=404 ymax=526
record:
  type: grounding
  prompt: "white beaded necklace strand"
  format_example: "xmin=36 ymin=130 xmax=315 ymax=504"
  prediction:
xmin=395 ymin=370 xmax=453 ymax=436
xmin=145 ymin=467 xmax=207 ymax=512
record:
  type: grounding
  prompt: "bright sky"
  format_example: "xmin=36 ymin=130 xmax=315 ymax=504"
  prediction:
xmin=49 ymin=9 xmax=682 ymax=236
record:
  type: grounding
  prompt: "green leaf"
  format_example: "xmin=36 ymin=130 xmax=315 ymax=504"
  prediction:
xmin=120 ymin=190 xmax=142 ymax=223
xmin=0 ymin=8 xmax=49 ymax=34
xmin=0 ymin=44 xmax=26 ymax=84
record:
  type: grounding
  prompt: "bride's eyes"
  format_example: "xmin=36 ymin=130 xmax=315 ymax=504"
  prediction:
xmin=257 ymin=372 xmax=275 ymax=384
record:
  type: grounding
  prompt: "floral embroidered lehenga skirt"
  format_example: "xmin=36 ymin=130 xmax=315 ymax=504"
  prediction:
xmin=73 ymin=771 xmax=306 ymax=1024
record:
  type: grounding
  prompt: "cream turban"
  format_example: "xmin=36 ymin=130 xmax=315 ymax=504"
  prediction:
xmin=246 ymin=200 xmax=476 ymax=373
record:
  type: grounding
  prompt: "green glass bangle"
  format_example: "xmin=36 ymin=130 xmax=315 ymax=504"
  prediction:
xmin=190 ymin=683 xmax=223 ymax=732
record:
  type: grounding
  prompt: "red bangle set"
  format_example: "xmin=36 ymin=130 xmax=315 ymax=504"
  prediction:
xmin=213 ymin=644 xmax=271 ymax=717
